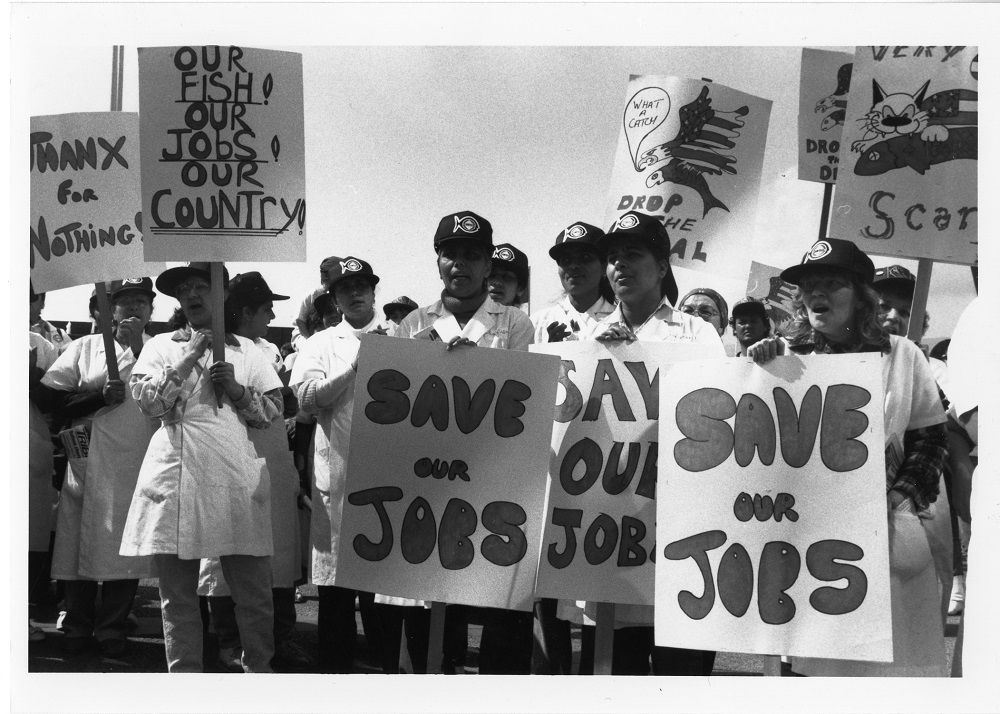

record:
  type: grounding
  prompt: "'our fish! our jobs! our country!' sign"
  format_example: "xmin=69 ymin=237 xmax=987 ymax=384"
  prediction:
xmin=30 ymin=113 xmax=165 ymax=292
xmin=138 ymin=46 xmax=306 ymax=262
xmin=655 ymin=354 xmax=892 ymax=661
xmin=831 ymin=46 xmax=978 ymax=266
xmin=335 ymin=335 xmax=560 ymax=611
xmin=798 ymin=49 xmax=854 ymax=184
xmin=531 ymin=340 xmax=720 ymax=612
xmin=605 ymin=75 xmax=772 ymax=283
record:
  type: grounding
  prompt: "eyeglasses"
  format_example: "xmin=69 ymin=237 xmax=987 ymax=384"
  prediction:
xmin=175 ymin=282 xmax=211 ymax=299
xmin=680 ymin=306 xmax=719 ymax=319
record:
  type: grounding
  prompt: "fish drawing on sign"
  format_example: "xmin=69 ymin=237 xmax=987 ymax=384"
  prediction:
xmin=815 ymin=62 xmax=853 ymax=113
xmin=852 ymin=82 xmax=978 ymax=175
xmin=762 ymin=275 xmax=796 ymax=327
xmin=635 ymin=85 xmax=749 ymax=217
xmin=820 ymin=109 xmax=846 ymax=131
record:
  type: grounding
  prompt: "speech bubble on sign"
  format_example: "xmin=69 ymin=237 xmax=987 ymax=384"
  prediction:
xmin=623 ymin=87 xmax=670 ymax=170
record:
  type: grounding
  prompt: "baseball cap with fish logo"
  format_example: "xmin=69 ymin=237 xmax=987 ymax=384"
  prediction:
xmin=873 ymin=264 xmax=917 ymax=297
xmin=780 ymin=238 xmax=875 ymax=286
xmin=491 ymin=243 xmax=529 ymax=285
xmin=109 ymin=277 xmax=156 ymax=301
xmin=326 ymin=256 xmax=380 ymax=292
xmin=433 ymin=210 xmax=494 ymax=251
xmin=549 ymin=221 xmax=606 ymax=260
xmin=596 ymin=211 xmax=677 ymax=305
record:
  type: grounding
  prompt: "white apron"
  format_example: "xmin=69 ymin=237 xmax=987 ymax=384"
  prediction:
xmin=29 ymin=333 xmax=60 ymax=552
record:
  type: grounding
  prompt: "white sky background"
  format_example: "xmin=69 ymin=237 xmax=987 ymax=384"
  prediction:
xmin=9 ymin=3 xmax=999 ymax=713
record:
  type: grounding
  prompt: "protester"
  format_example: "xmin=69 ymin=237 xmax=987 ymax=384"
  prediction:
xmin=532 ymin=221 xmax=616 ymax=345
xmin=730 ymin=296 xmax=771 ymax=356
xmin=488 ymin=243 xmax=530 ymax=307
xmin=31 ymin=286 xmax=73 ymax=353
xmin=41 ymin=278 xmax=160 ymax=658
xmin=873 ymin=264 xmax=930 ymax=339
xmin=382 ymin=296 xmax=419 ymax=326
xmin=119 ymin=262 xmax=283 ymax=673
xmin=290 ymin=257 xmax=391 ymax=673
xmin=292 ymin=255 xmax=341 ymax=350
xmin=678 ymin=287 xmax=729 ymax=337
xmin=587 ymin=211 xmax=725 ymax=675
xmin=198 ymin=272 xmax=312 ymax=673
xmin=396 ymin=210 xmax=535 ymax=675
xmin=748 ymin=238 xmax=950 ymax=676
xmin=313 ymin=292 xmax=343 ymax=331
xmin=29 ymin=330 xmax=60 ymax=642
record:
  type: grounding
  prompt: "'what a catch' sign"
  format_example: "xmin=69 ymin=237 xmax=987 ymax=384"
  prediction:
xmin=531 ymin=341 xmax=719 ymax=609
xmin=335 ymin=336 xmax=559 ymax=612
xmin=30 ymin=113 xmax=164 ymax=292
xmin=656 ymin=354 xmax=892 ymax=661
xmin=138 ymin=45 xmax=306 ymax=262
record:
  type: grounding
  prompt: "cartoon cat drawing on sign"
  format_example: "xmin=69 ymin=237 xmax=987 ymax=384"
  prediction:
xmin=851 ymin=79 xmax=978 ymax=176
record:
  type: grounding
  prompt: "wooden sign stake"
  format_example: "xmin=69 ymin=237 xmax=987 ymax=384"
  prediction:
xmin=426 ymin=601 xmax=447 ymax=674
xmin=211 ymin=262 xmax=226 ymax=407
xmin=907 ymin=258 xmax=933 ymax=345
xmin=763 ymin=654 xmax=783 ymax=676
xmin=94 ymin=282 xmax=120 ymax=382
xmin=593 ymin=602 xmax=615 ymax=675
xmin=818 ymin=182 xmax=834 ymax=240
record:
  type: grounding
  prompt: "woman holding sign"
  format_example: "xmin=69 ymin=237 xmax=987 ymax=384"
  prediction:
xmin=748 ymin=238 xmax=949 ymax=677
xmin=120 ymin=262 xmax=284 ymax=673
xmin=395 ymin=211 xmax=535 ymax=675
xmin=591 ymin=210 xmax=724 ymax=676
xmin=42 ymin=279 xmax=160 ymax=659
xmin=290 ymin=257 xmax=392 ymax=673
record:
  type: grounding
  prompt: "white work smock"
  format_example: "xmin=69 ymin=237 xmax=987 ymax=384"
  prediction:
xmin=531 ymin=295 xmax=616 ymax=343
xmin=395 ymin=296 xmax=533 ymax=350
xmin=120 ymin=329 xmax=282 ymax=560
xmin=29 ymin=333 xmax=59 ymax=552
xmin=43 ymin=333 xmax=159 ymax=580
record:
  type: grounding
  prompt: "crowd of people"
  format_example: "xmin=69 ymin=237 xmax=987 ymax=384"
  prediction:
xmin=27 ymin=209 xmax=977 ymax=676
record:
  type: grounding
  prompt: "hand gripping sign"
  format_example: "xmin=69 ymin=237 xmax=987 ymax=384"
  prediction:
xmin=138 ymin=45 xmax=307 ymax=262
xmin=335 ymin=335 xmax=559 ymax=611
xmin=531 ymin=340 xmax=720 ymax=608
xmin=656 ymin=354 xmax=892 ymax=661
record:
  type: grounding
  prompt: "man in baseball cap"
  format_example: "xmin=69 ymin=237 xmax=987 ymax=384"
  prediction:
xmin=382 ymin=296 xmax=418 ymax=325
xmin=730 ymin=296 xmax=771 ymax=356
xmin=293 ymin=255 xmax=342 ymax=349
xmin=872 ymin=264 xmax=929 ymax=339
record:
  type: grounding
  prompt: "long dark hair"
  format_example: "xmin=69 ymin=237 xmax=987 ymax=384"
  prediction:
xmin=781 ymin=270 xmax=888 ymax=349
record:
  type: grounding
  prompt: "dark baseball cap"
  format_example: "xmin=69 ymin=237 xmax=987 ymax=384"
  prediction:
xmin=873 ymin=264 xmax=916 ymax=297
xmin=598 ymin=211 xmax=678 ymax=306
xmin=434 ymin=211 xmax=493 ymax=251
xmin=327 ymin=257 xmax=380 ymax=292
xmin=732 ymin=296 xmax=768 ymax=320
xmin=382 ymin=295 xmax=418 ymax=319
xmin=227 ymin=272 xmax=289 ymax=304
xmin=109 ymin=277 xmax=156 ymax=301
xmin=549 ymin=221 xmax=606 ymax=260
xmin=780 ymin=239 xmax=875 ymax=286
xmin=491 ymin=243 xmax=529 ymax=285
xmin=156 ymin=262 xmax=231 ymax=298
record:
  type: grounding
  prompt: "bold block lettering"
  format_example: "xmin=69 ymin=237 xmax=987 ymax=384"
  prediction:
xmin=555 ymin=360 xmax=584 ymax=423
xmin=674 ymin=388 xmax=736 ymax=472
xmin=807 ymin=540 xmax=867 ymax=615
xmin=559 ymin=437 xmax=602 ymax=496
xmin=773 ymin=493 xmax=799 ymax=522
xmin=617 ymin=516 xmax=647 ymax=567
xmin=820 ymin=384 xmax=870 ymax=472
xmin=453 ymin=376 xmax=495 ymax=434
xmin=734 ymin=394 xmax=776 ymax=467
xmin=438 ymin=498 xmax=477 ymax=570
xmin=634 ymin=442 xmax=658 ymax=500
xmin=495 ymin=379 xmax=531 ymax=438
xmin=548 ymin=508 xmax=582 ymax=569
xmin=718 ymin=543 xmax=753 ymax=617
xmin=663 ymin=530 xmax=727 ymax=620
xmin=481 ymin=501 xmax=527 ymax=566
xmin=583 ymin=359 xmax=635 ymax=422
xmin=365 ymin=369 xmax=410 ymax=424
xmin=758 ymin=542 xmax=800 ymax=625
xmin=584 ymin=514 xmax=618 ymax=565
xmin=733 ymin=492 xmax=754 ymax=522
xmin=602 ymin=441 xmax=641 ymax=495
xmin=400 ymin=497 xmax=436 ymax=564
xmin=774 ymin=385 xmax=821 ymax=468
xmin=412 ymin=375 xmax=450 ymax=431
xmin=348 ymin=487 xmax=403 ymax=561
xmin=624 ymin=361 xmax=659 ymax=420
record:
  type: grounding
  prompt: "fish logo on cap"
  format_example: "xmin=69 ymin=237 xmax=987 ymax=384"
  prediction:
xmin=493 ymin=247 xmax=515 ymax=262
xmin=123 ymin=278 xmax=144 ymax=285
xmin=806 ymin=241 xmax=832 ymax=261
xmin=341 ymin=259 xmax=363 ymax=272
xmin=454 ymin=215 xmax=481 ymax=234
xmin=615 ymin=213 xmax=640 ymax=231
xmin=566 ymin=224 xmax=588 ymax=240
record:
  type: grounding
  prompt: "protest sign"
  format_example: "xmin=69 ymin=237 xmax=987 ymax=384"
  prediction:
xmin=745 ymin=260 xmax=796 ymax=328
xmin=531 ymin=340 xmax=719 ymax=607
xmin=138 ymin=45 xmax=306 ymax=262
xmin=798 ymin=49 xmax=854 ymax=184
xmin=30 ymin=113 xmax=163 ymax=292
xmin=831 ymin=46 xmax=977 ymax=265
xmin=335 ymin=335 xmax=559 ymax=612
xmin=605 ymin=75 xmax=772 ymax=282
xmin=656 ymin=354 xmax=892 ymax=661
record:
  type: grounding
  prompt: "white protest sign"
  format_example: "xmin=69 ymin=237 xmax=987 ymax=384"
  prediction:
xmin=138 ymin=45 xmax=306 ymax=262
xmin=831 ymin=45 xmax=977 ymax=265
xmin=798 ymin=49 xmax=854 ymax=184
xmin=605 ymin=75 xmax=772 ymax=282
xmin=531 ymin=340 xmax=719 ymax=606
xmin=656 ymin=354 xmax=892 ymax=661
xmin=30 ymin=113 xmax=164 ymax=292
xmin=335 ymin=335 xmax=559 ymax=611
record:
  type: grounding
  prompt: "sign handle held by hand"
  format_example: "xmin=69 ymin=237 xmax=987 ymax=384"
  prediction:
xmin=95 ymin=282 xmax=120 ymax=382
xmin=211 ymin=262 xmax=226 ymax=407
xmin=594 ymin=602 xmax=615 ymax=675
xmin=426 ymin=601 xmax=447 ymax=674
